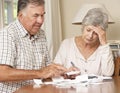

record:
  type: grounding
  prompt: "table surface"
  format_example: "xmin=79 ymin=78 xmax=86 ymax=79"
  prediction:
xmin=14 ymin=76 xmax=120 ymax=93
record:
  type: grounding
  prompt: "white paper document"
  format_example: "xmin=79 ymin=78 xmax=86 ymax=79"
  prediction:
xmin=33 ymin=74 xmax=112 ymax=87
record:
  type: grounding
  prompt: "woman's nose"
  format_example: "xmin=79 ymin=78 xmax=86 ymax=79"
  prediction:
xmin=89 ymin=32 xmax=93 ymax=38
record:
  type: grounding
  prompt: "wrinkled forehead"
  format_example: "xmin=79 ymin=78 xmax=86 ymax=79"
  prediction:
xmin=22 ymin=3 xmax=45 ymax=14
xmin=26 ymin=3 xmax=44 ymax=9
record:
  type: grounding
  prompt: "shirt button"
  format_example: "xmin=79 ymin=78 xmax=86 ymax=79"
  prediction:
xmin=85 ymin=69 xmax=87 ymax=72
xmin=33 ymin=65 xmax=35 ymax=68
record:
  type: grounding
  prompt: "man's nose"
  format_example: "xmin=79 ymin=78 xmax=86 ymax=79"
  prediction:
xmin=37 ymin=16 xmax=44 ymax=24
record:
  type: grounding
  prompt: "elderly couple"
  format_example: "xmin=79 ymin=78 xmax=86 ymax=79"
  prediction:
xmin=0 ymin=0 xmax=114 ymax=93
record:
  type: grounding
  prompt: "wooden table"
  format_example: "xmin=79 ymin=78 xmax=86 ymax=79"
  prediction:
xmin=14 ymin=76 xmax=120 ymax=93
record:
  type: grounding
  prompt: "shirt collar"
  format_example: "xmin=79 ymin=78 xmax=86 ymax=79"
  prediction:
xmin=16 ymin=19 xmax=28 ymax=38
xmin=74 ymin=41 xmax=97 ymax=61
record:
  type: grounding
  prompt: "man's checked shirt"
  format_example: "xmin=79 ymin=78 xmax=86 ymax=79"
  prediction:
xmin=0 ymin=19 xmax=51 ymax=93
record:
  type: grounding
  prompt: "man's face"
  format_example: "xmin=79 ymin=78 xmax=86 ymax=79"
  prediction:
xmin=18 ymin=4 xmax=45 ymax=35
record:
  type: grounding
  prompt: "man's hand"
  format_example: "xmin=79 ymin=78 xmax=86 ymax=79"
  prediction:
xmin=38 ymin=63 xmax=67 ymax=79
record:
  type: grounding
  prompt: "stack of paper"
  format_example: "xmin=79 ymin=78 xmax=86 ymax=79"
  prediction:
xmin=33 ymin=74 xmax=112 ymax=88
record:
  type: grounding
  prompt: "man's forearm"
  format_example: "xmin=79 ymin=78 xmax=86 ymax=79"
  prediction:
xmin=0 ymin=63 xmax=67 ymax=82
xmin=0 ymin=65 xmax=40 ymax=82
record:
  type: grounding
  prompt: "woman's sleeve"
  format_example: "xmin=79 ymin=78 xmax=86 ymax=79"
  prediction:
xmin=100 ymin=44 xmax=114 ymax=76
xmin=54 ymin=39 xmax=69 ymax=65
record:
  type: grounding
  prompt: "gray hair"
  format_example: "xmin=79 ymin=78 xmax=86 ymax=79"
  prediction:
xmin=82 ymin=8 xmax=108 ymax=30
xmin=17 ymin=0 xmax=45 ymax=15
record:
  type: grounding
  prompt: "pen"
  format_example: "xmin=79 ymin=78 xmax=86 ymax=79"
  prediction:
xmin=70 ymin=61 xmax=80 ymax=73
xmin=71 ymin=61 xmax=77 ymax=68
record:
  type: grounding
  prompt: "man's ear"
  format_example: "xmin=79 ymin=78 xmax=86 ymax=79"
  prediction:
xmin=18 ymin=10 xmax=26 ymax=17
xmin=18 ymin=11 xmax=23 ymax=17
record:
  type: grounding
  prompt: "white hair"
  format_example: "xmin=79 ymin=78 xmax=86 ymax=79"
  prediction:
xmin=82 ymin=8 xmax=108 ymax=30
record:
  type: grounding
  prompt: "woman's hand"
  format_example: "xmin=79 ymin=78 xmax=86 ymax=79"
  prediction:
xmin=63 ymin=67 xmax=80 ymax=79
xmin=93 ymin=26 xmax=107 ymax=45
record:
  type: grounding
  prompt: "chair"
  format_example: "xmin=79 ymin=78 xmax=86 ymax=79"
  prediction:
xmin=114 ymin=57 xmax=120 ymax=76
xmin=113 ymin=51 xmax=120 ymax=76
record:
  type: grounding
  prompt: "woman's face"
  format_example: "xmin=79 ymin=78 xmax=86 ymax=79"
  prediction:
xmin=82 ymin=25 xmax=99 ymax=44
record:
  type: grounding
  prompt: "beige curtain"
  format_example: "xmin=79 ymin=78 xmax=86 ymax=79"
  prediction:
xmin=0 ymin=0 xmax=4 ymax=29
xmin=44 ymin=0 xmax=62 ymax=60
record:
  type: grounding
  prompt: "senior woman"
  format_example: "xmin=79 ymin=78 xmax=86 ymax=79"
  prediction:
xmin=54 ymin=8 xmax=114 ymax=77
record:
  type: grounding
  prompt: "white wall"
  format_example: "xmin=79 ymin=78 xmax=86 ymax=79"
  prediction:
xmin=60 ymin=0 xmax=120 ymax=40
